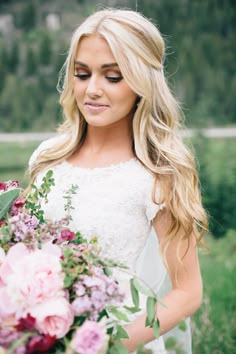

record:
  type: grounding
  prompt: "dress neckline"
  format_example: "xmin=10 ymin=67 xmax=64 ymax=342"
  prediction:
xmin=61 ymin=157 xmax=140 ymax=172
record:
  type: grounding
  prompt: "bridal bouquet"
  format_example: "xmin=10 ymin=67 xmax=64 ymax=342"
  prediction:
xmin=0 ymin=172 xmax=159 ymax=354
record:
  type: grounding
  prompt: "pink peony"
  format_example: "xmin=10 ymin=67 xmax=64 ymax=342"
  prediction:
xmin=70 ymin=321 xmax=109 ymax=354
xmin=0 ymin=243 xmax=65 ymax=318
xmin=30 ymin=297 xmax=74 ymax=338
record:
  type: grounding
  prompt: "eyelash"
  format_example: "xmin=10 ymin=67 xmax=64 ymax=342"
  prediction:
xmin=74 ymin=73 xmax=123 ymax=83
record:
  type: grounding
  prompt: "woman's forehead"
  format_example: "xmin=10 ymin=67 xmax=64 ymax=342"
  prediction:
xmin=75 ymin=35 xmax=117 ymax=67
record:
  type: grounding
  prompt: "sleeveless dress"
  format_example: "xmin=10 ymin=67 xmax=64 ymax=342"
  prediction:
xmin=29 ymin=136 xmax=192 ymax=354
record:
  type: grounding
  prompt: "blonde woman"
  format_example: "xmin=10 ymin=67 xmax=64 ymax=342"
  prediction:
xmin=29 ymin=9 xmax=207 ymax=353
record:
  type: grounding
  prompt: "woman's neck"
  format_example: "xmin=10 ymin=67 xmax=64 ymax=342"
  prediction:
xmin=69 ymin=120 xmax=135 ymax=168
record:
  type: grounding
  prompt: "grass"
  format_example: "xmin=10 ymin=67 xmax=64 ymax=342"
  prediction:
xmin=0 ymin=141 xmax=39 ymax=188
xmin=0 ymin=139 xmax=235 ymax=353
xmin=192 ymin=231 xmax=236 ymax=353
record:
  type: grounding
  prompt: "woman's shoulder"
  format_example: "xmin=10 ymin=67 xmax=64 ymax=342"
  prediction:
xmin=28 ymin=133 xmax=67 ymax=168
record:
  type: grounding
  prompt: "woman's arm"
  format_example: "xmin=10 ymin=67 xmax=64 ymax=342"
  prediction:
xmin=122 ymin=208 xmax=203 ymax=352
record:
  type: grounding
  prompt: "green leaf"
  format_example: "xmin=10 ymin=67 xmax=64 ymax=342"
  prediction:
xmin=132 ymin=278 xmax=155 ymax=298
xmin=165 ymin=336 xmax=177 ymax=349
xmin=123 ymin=305 xmax=141 ymax=314
xmin=146 ymin=296 xmax=157 ymax=324
xmin=0 ymin=188 xmax=21 ymax=220
xmin=106 ymin=306 xmax=129 ymax=322
xmin=137 ymin=343 xmax=152 ymax=354
xmin=115 ymin=325 xmax=129 ymax=339
xmin=152 ymin=319 xmax=160 ymax=338
xmin=130 ymin=278 xmax=139 ymax=308
xmin=104 ymin=267 xmax=112 ymax=276
xmin=145 ymin=314 xmax=152 ymax=327
xmin=63 ymin=275 xmax=74 ymax=288
xmin=109 ymin=340 xmax=130 ymax=354
xmin=178 ymin=320 xmax=187 ymax=332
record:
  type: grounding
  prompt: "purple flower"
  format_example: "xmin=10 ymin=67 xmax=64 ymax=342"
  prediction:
xmin=72 ymin=295 xmax=92 ymax=316
xmin=73 ymin=283 xmax=86 ymax=296
xmin=14 ymin=347 xmax=26 ymax=354
xmin=9 ymin=212 xmax=39 ymax=241
xmin=72 ymin=267 xmax=124 ymax=320
xmin=70 ymin=321 xmax=109 ymax=354
xmin=0 ymin=328 xmax=20 ymax=347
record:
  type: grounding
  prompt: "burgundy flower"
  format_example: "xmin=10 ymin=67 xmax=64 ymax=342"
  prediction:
xmin=15 ymin=314 xmax=36 ymax=331
xmin=60 ymin=229 xmax=75 ymax=242
xmin=26 ymin=334 xmax=56 ymax=353
xmin=0 ymin=221 xmax=4 ymax=227
xmin=0 ymin=182 xmax=6 ymax=191
xmin=11 ymin=196 xmax=26 ymax=216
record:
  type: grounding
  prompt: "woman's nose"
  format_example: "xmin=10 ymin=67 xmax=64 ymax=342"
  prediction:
xmin=86 ymin=76 xmax=103 ymax=97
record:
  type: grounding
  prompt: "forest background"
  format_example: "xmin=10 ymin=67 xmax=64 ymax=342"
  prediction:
xmin=0 ymin=0 xmax=235 ymax=353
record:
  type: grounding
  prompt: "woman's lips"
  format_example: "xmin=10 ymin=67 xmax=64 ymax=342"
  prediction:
xmin=84 ymin=102 xmax=109 ymax=112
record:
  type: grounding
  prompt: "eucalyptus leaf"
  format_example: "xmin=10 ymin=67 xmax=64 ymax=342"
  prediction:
xmin=107 ymin=306 xmax=130 ymax=322
xmin=137 ymin=343 xmax=152 ymax=354
xmin=132 ymin=278 xmax=155 ymax=298
xmin=152 ymin=319 xmax=160 ymax=338
xmin=115 ymin=325 xmax=129 ymax=339
xmin=146 ymin=296 xmax=157 ymax=324
xmin=124 ymin=305 xmax=141 ymax=313
xmin=0 ymin=188 xmax=21 ymax=220
xmin=109 ymin=340 xmax=130 ymax=354
xmin=130 ymin=278 xmax=139 ymax=308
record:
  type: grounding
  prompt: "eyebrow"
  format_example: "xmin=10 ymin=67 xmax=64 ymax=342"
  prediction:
xmin=74 ymin=61 xmax=119 ymax=69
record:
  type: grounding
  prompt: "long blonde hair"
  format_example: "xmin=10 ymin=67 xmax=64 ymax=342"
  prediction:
xmin=29 ymin=8 xmax=208 ymax=258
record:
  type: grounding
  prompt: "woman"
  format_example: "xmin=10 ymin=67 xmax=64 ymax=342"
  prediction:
xmin=29 ymin=8 xmax=207 ymax=353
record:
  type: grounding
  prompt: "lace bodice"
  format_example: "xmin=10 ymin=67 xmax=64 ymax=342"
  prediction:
xmin=38 ymin=159 xmax=163 ymax=268
xmin=30 ymin=136 xmax=164 ymax=271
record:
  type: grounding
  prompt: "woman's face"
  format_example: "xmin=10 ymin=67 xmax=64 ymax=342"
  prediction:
xmin=73 ymin=35 xmax=138 ymax=128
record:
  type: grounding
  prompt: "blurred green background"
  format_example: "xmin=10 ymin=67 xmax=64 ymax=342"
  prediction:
xmin=0 ymin=0 xmax=235 ymax=353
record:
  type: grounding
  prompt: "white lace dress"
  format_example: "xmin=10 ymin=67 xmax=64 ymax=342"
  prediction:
xmin=29 ymin=136 xmax=192 ymax=354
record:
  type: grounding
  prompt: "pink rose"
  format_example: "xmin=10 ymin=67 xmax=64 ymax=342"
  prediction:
xmin=0 ymin=243 xmax=64 ymax=318
xmin=30 ymin=297 xmax=74 ymax=338
xmin=70 ymin=321 xmax=109 ymax=354
xmin=60 ymin=229 xmax=75 ymax=242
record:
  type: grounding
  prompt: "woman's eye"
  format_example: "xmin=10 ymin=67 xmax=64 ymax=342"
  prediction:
xmin=74 ymin=73 xmax=90 ymax=80
xmin=106 ymin=76 xmax=123 ymax=83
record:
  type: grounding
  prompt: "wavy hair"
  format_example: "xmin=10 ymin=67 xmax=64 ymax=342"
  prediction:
xmin=29 ymin=8 xmax=208 ymax=259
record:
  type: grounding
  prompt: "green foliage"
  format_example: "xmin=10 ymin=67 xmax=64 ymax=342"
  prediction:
xmin=0 ymin=188 xmax=20 ymax=220
xmin=39 ymin=32 xmax=52 ymax=66
xmin=192 ymin=232 xmax=236 ymax=353
xmin=192 ymin=135 xmax=236 ymax=237
xmin=25 ymin=46 xmax=37 ymax=76
xmin=139 ymin=0 xmax=236 ymax=127
xmin=26 ymin=170 xmax=55 ymax=222
xmin=20 ymin=2 xmax=37 ymax=31
xmin=0 ymin=0 xmax=235 ymax=131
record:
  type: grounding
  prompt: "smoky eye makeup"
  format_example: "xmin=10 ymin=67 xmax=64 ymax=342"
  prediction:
xmin=73 ymin=64 xmax=123 ymax=83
